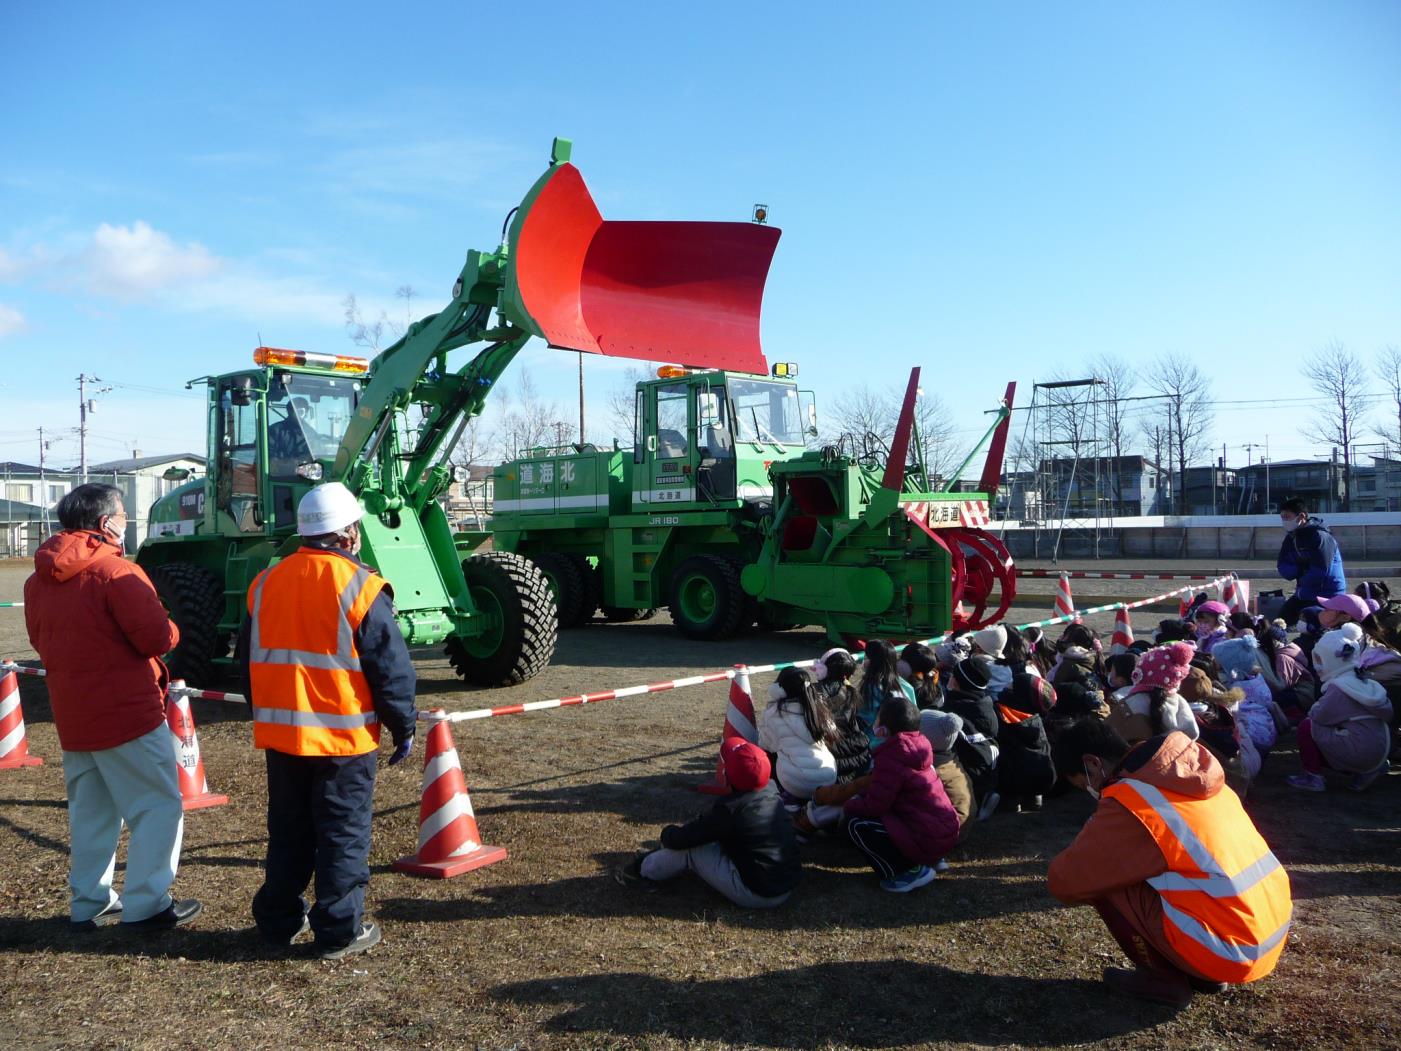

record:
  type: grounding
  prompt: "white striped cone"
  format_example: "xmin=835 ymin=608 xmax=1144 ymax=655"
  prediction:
xmin=0 ymin=668 xmax=43 ymax=769
xmin=1109 ymin=607 xmax=1134 ymax=654
xmin=1221 ymin=575 xmax=1250 ymax=615
xmin=394 ymin=713 xmax=507 ymax=878
xmin=698 ymin=666 xmax=757 ymax=794
xmin=1054 ymin=573 xmax=1079 ymax=622
xmin=165 ymin=686 xmax=227 ymax=810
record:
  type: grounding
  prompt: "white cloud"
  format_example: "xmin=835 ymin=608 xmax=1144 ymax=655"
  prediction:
xmin=82 ymin=221 xmax=221 ymax=299
xmin=0 ymin=303 xmax=25 ymax=338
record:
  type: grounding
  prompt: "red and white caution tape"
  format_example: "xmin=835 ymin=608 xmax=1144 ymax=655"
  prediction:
xmin=0 ymin=661 xmax=245 ymax=704
xmin=1017 ymin=570 xmax=1221 ymax=581
xmin=428 ymin=670 xmax=735 ymax=723
xmin=0 ymin=602 xmax=23 ymax=608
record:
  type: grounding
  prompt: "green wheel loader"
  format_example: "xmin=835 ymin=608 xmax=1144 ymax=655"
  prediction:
xmin=137 ymin=138 xmax=785 ymax=687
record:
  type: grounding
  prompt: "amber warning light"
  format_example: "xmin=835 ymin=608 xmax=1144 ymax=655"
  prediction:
xmin=253 ymin=347 xmax=370 ymax=374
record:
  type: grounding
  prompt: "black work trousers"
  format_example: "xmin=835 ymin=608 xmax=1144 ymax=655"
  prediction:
xmin=252 ymin=749 xmax=377 ymax=950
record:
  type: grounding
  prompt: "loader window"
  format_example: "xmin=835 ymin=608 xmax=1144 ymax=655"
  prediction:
xmin=730 ymin=379 xmax=804 ymax=446
xmin=217 ymin=385 xmax=262 ymax=533
xmin=656 ymin=384 xmax=689 ymax=458
xmin=267 ymin=373 xmax=358 ymax=479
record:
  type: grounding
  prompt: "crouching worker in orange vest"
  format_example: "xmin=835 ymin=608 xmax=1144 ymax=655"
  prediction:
xmin=237 ymin=482 xmax=417 ymax=960
xmin=1047 ymin=720 xmax=1291 ymax=1007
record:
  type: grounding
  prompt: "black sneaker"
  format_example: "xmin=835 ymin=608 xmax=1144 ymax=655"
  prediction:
xmin=123 ymin=898 xmax=202 ymax=932
xmin=262 ymin=915 xmax=311 ymax=948
xmin=612 ymin=854 xmax=657 ymax=890
xmin=319 ymin=922 xmax=381 ymax=961
xmin=70 ymin=902 xmax=123 ymax=932
xmin=1022 ymin=795 xmax=1044 ymax=812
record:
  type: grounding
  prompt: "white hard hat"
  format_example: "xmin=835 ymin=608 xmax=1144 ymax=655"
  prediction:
xmin=296 ymin=482 xmax=364 ymax=536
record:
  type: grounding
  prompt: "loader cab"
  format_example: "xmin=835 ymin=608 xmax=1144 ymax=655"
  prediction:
xmin=209 ymin=349 xmax=366 ymax=536
xmin=632 ymin=368 xmax=817 ymax=511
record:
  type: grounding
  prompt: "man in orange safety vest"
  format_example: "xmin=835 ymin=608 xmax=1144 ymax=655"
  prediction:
xmin=238 ymin=482 xmax=417 ymax=961
xmin=1047 ymin=719 xmax=1291 ymax=1007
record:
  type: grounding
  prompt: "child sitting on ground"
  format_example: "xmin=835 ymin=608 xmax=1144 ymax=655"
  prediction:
xmin=758 ymin=667 xmax=839 ymax=807
xmin=1104 ymin=652 xmax=1139 ymax=702
xmin=1046 ymin=624 xmax=1109 ymax=736
xmin=971 ymin=624 xmax=1013 ymax=698
xmin=1193 ymin=601 xmax=1231 ymax=655
xmin=1287 ymin=624 xmax=1394 ymax=793
xmin=616 ymin=739 xmax=801 ymax=907
xmin=844 ymin=696 xmax=960 ymax=892
xmin=1211 ymin=636 xmax=1287 ymax=754
xmin=899 ymin=641 xmax=942 ymax=710
xmin=920 ymin=710 xmax=974 ymax=837
xmin=796 ymin=648 xmax=871 ymax=835
xmin=994 ymin=673 xmax=1058 ymax=812
xmin=855 ymin=639 xmax=918 ymax=750
xmin=1117 ymin=642 xmax=1200 ymax=744
xmin=941 ymin=658 xmax=1002 ymax=820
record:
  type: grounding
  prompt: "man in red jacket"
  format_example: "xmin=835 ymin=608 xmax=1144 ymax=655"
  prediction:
xmin=24 ymin=484 xmax=201 ymax=931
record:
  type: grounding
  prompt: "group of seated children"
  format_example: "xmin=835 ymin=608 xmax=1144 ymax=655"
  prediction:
xmin=618 ymin=582 xmax=1399 ymax=907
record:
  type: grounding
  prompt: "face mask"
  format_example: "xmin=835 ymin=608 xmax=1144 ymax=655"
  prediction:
xmin=874 ymin=724 xmax=889 ymax=738
xmin=102 ymin=517 xmax=125 ymax=553
xmin=1083 ymin=761 xmax=1101 ymax=800
xmin=1281 ymin=517 xmax=1299 ymax=533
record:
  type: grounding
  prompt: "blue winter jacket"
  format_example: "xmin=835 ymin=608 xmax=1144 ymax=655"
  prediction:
xmin=1276 ymin=519 xmax=1346 ymax=602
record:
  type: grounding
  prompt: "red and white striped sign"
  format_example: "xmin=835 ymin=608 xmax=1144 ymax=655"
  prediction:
xmin=901 ymin=499 xmax=989 ymax=531
xmin=959 ymin=500 xmax=990 ymax=528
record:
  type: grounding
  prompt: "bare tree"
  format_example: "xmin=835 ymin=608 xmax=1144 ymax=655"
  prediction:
xmin=825 ymin=383 xmax=959 ymax=484
xmin=1302 ymin=341 xmax=1373 ymax=511
xmin=1093 ymin=354 xmax=1136 ymax=511
xmin=343 ymin=293 xmax=404 ymax=353
xmin=604 ymin=363 xmax=659 ymax=447
xmin=1145 ymin=357 xmax=1212 ymax=514
xmin=1375 ymin=344 xmax=1401 ymax=457
xmin=396 ymin=285 xmax=417 ymax=332
xmin=494 ymin=369 xmax=560 ymax=460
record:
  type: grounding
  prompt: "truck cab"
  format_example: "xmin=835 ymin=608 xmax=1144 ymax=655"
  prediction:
xmin=630 ymin=367 xmax=817 ymax=511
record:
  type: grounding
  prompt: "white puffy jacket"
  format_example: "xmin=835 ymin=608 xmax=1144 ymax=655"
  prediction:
xmin=758 ymin=697 xmax=838 ymax=798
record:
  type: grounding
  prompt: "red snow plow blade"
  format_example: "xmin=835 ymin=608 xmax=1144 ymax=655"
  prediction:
xmin=510 ymin=163 xmax=780 ymax=375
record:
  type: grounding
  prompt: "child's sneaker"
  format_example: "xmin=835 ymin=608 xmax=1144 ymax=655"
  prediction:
xmin=880 ymin=865 xmax=937 ymax=893
xmin=1347 ymin=761 xmax=1388 ymax=792
xmin=976 ymin=791 xmax=1001 ymax=822
xmin=1286 ymin=772 xmax=1326 ymax=793
xmin=934 ymin=858 xmax=951 ymax=874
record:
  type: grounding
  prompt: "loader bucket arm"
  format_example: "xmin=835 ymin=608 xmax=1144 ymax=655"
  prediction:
xmin=503 ymin=159 xmax=781 ymax=375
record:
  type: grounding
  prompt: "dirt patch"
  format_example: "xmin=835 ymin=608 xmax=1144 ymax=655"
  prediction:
xmin=1 ymin=560 xmax=1398 ymax=1050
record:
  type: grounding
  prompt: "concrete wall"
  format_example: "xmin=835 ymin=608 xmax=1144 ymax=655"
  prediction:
xmin=998 ymin=512 xmax=1401 ymax=561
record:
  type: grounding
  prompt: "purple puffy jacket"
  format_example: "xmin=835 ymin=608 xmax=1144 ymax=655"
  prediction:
xmin=845 ymin=730 xmax=960 ymax=865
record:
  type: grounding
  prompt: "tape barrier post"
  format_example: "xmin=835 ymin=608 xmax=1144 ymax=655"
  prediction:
xmin=0 ymin=666 xmax=43 ymax=769
xmin=166 ymin=681 xmax=229 ymax=810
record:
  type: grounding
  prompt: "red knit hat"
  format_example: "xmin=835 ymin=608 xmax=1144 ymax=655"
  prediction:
xmin=1128 ymin=641 xmax=1194 ymax=697
xmin=721 ymin=739 xmax=771 ymax=792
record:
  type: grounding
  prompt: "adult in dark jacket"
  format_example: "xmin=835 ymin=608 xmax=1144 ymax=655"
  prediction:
xmin=237 ymin=483 xmax=417 ymax=960
xmin=617 ymin=739 xmax=800 ymax=907
xmin=24 ymin=484 xmax=200 ymax=931
xmin=996 ymin=673 xmax=1058 ymax=810
xmin=1277 ymin=497 xmax=1347 ymax=624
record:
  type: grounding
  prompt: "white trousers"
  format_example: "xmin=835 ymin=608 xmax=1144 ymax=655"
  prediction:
xmin=62 ymin=723 xmax=184 ymax=923
xmin=640 ymin=843 xmax=790 ymax=909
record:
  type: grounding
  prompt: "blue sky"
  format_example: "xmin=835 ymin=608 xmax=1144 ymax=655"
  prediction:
xmin=2 ymin=1 xmax=1399 ymax=474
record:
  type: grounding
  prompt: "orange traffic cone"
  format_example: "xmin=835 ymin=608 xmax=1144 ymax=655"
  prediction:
xmin=1110 ymin=607 xmax=1134 ymax=654
xmin=1221 ymin=575 xmax=1250 ymax=615
xmin=394 ymin=713 xmax=507 ymax=878
xmin=699 ymin=665 xmax=758 ymax=794
xmin=0 ymin=668 xmax=42 ymax=769
xmin=1178 ymin=595 xmax=1191 ymax=619
xmin=1054 ymin=573 xmax=1078 ymax=622
xmin=166 ymin=685 xmax=228 ymax=810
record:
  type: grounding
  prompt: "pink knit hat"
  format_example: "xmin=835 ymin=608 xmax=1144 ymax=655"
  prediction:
xmin=1128 ymin=641 xmax=1194 ymax=696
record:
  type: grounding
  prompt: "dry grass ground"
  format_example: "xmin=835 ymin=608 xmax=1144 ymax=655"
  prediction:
xmin=0 ymin=559 xmax=1398 ymax=1050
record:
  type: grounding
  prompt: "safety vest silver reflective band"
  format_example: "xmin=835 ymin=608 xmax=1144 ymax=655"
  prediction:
xmin=251 ymin=707 xmax=379 ymax=730
xmin=1160 ymin=902 xmax=1292 ymax=964
xmin=249 ymin=565 xmax=371 ymax=672
xmin=1119 ymin=778 xmax=1286 ymax=899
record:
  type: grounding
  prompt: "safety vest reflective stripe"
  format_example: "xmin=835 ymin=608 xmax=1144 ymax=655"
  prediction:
xmin=1121 ymin=778 xmax=1285 ymax=899
xmin=1160 ymin=902 xmax=1292 ymax=964
xmin=249 ymin=565 xmax=371 ymax=672
xmin=251 ymin=707 xmax=379 ymax=730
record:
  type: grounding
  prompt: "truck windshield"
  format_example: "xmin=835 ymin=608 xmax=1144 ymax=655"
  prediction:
xmin=728 ymin=379 xmax=804 ymax=445
xmin=267 ymin=372 xmax=360 ymax=476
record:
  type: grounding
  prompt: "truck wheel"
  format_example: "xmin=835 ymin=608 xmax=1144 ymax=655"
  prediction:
xmin=147 ymin=562 xmax=225 ymax=687
xmin=570 ymin=554 xmax=601 ymax=624
xmin=669 ymin=555 xmax=746 ymax=640
xmin=446 ymin=551 xmax=557 ymax=686
xmin=531 ymin=552 xmax=585 ymax=629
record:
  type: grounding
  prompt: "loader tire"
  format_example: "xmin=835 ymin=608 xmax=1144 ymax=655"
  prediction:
xmin=446 ymin=551 xmax=557 ymax=687
xmin=147 ymin=561 xmax=225 ymax=688
xmin=532 ymin=551 xmax=586 ymax=629
xmin=669 ymin=555 xmax=746 ymax=640
xmin=569 ymin=554 xmax=602 ymax=624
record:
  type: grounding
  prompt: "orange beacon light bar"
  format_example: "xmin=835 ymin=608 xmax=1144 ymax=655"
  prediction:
xmin=253 ymin=347 xmax=370 ymax=374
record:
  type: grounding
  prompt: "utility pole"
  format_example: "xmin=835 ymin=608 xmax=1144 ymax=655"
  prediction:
xmin=577 ymin=351 xmax=586 ymax=445
xmin=77 ymin=373 xmax=109 ymax=483
xmin=38 ymin=427 xmax=50 ymax=537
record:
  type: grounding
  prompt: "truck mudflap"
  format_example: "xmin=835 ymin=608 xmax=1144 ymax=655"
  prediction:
xmin=511 ymin=162 xmax=780 ymax=376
